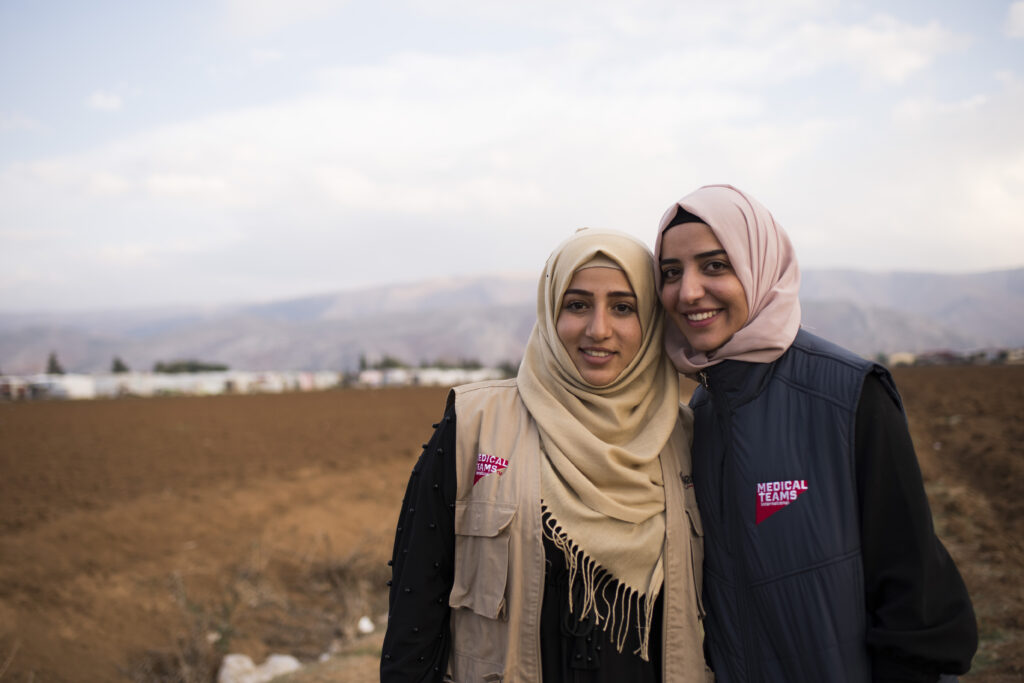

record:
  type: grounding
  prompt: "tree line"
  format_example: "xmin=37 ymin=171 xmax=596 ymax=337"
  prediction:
xmin=36 ymin=352 xmax=228 ymax=375
xmin=358 ymin=354 xmax=518 ymax=377
xmin=20 ymin=351 xmax=520 ymax=377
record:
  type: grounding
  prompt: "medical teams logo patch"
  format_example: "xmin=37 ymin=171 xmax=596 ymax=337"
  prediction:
xmin=474 ymin=453 xmax=509 ymax=484
xmin=756 ymin=479 xmax=808 ymax=524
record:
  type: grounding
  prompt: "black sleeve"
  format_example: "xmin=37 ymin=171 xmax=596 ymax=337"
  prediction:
xmin=856 ymin=373 xmax=978 ymax=682
xmin=380 ymin=402 xmax=457 ymax=683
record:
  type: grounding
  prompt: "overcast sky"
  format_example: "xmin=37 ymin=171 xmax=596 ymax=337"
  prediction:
xmin=2 ymin=0 xmax=1023 ymax=313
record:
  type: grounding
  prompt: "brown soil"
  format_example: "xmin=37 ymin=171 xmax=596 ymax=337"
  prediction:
xmin=0 ymin=367 xmax=1021 ymax=682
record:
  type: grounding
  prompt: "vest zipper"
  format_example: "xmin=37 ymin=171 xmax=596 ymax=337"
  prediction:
xmin=707 ymin=367 xmax=755 ymax=681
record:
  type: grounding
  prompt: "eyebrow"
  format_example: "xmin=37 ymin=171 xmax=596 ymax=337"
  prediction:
xmin=660 ymin=249 xmax=727 ymax=264
xmin=564 ymin=288 xmax=636 ymax=298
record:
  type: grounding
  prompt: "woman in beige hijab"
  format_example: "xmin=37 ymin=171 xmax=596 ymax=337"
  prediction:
xmin=382 ymin=228 xmax=710 ymax=682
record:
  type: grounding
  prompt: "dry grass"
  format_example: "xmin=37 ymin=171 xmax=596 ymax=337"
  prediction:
xmin=121 ymin=537 xmax=390 ymax=683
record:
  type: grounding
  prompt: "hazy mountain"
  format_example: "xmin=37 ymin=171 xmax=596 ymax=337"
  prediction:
xmin=1 ymin=269 xmax=1021 ymax=374
xmin=800 ymin=300 xmax=984 ymax=357
xmin=800 ymin=269 xmax=1024 ymax=350
xmin=0 ymin=275 xmax=538 ymax=374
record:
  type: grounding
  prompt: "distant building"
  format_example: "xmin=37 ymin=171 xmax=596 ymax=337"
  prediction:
xmin=0 ymin=370 xmax=343 ymax=400
xmin=914 ymin=350 xmax=967 ymax=366
xmin=26 ymin=373 xmax=97 ymax=399
xmin=357 ymin=366 xmax=504 ymax=388
xmin=888 ymin=352 xmax=916 ymax=367
xmin=0 ymin=375 xmax=31 ymax=400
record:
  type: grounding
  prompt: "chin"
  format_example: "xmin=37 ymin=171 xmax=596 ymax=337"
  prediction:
xmin=685 ymin=333 xmax=731 ymax=355
xmin=581 ymin=370 xmax=616 ymax=387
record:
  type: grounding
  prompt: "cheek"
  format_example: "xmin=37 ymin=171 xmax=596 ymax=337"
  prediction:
xmin=736 ymin=298 xmax=750 ymax=324
xmin=727 ymin=281 xmax=749 ymax=320
xmin=622 ymin=319 xmax=643 ymax=357
xmin=658 ymin=285 xmax=674 ymax=309
xmin=555 ymin=313 xmax=576 ymax=348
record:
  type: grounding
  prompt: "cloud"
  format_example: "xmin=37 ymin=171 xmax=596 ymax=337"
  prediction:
xmin=10 ymin=47 xmax=1016 ymax=274
xmin=964 ymin=153 xmax=1024 ymax=234
xmin=220 ymin=0 xmax=349 ymax=37
xmin=782 ymin=78 xmax=1024 ymax=272
xmin=144 ymin=173 xmax=229 ymax=199
xmin=411 ymin=0 xmax=836 ymax=39
xmin=93 ymin=229 xmax=242 ymax=267
xmin=87 ymin=91 xmax=123 ymax=112
xmin=1008 ymin=1 xmax=1024 ymax=38
xmin=407 ymin=2 xmax=960 ymax=87
xmin=250 ymin=48 xmax=285 ymax=65
xmin=0 ymin=113 xmax=44 ymax=132
xmin=0 ymin=227 xmax=72 ymax=243
xmin=1 ymin=1 xmax=1020 ymax=311
xmin=96 ymin=243 xmax=152 ymax=266
xmin=795 ymin=14 xmax=967 ymax=85
xmin=892 ymin=94 xmax=989 ymax=123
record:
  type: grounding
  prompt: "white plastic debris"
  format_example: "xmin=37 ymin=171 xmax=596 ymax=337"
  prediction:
xmin=217 ymin=653 xmax=302 ymax=683
xmin=357 ymin=615 xmax=375 ymax=634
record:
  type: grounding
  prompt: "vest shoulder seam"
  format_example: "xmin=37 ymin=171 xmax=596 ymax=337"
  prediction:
xmin=453 ymin=378 xmax=519 ymax=396
xmin=789 ymin=338 xmax=870 ymax=373
xmin=772 ymin=373 xmax=861 ymax=411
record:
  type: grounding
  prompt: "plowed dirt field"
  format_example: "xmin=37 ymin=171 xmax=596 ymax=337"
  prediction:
xmin=0 ymin=367 xmax=1021 ymax=682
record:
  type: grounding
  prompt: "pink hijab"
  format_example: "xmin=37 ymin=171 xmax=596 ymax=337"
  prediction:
xmin=654 ymin=184 xmax=802 ymax=376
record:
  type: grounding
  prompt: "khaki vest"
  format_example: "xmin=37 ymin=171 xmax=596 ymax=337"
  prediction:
xmin=446 ymin=379 xmax=712 ymax=682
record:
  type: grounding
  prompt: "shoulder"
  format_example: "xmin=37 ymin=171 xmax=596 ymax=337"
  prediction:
xmin=450 ymin=377 xmax=522 ymax=409
xmin=774 ymin=330 xmax=880 ymax=409
xmin=448 ymin=378 xmax=533 ymax=444
xmin=451 ymin=377 xmax=519 ymax=398
xmin=786 ymin=329 xmax=873 ymax=371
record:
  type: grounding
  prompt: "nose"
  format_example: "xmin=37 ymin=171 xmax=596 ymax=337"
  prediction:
xmin=679 ymin=270 xmax=704 ymax=305
xmin=586 ymin=308 xmax=611 ymax=340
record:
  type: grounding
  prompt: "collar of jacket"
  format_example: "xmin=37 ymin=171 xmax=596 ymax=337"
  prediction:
xmin=702 ymin=357 xmax=777 ymax=410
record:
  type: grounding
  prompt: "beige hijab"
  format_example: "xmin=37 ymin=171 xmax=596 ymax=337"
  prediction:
xmin=517 ymin=228 xmax=680 ymax=656
xmin=654 ymin=184 xmax=802 ymax=376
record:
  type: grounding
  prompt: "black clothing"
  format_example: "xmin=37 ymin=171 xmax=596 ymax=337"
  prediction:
xmin=856 ymin=376 xmax=977 ymax=681
xmin=540 ymin=523 xmax=663 ymax=682
xmin=381 ymin=405 xmax=661 ymax=682
xmin=381 ymin=406 xmax=455 ymax=681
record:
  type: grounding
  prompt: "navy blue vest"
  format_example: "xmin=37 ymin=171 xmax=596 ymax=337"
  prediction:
xmin=690 ymin=329 xmax=901 ymax=682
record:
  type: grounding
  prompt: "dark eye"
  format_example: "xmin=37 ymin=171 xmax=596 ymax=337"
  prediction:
xmin=705 ymin=260 xmax=729 ymax=273
xmin=612 ymin=302 xmax=637 ymax=315
xmin=563 ymin=299 xmax=587 ymax=312
xmin=660 ymin=266 xmax=681 ymax=283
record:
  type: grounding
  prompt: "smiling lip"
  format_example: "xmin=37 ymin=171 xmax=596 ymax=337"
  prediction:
xmin=683 ymin=309 xmax=722 ymax=327
xmin=579 ymin=347 xmax=617 ymax=364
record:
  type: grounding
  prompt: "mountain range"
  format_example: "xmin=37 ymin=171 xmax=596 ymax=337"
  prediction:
xmin=1 ymin=268 xmax=1021 ymax=374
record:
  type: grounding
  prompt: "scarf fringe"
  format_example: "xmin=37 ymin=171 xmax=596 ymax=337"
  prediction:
xmin=542 ymin=506 xmax=659 ymax=660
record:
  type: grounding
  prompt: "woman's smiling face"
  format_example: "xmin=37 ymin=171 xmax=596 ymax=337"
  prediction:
xmin=556 ymin=266 xmax=642 ymax=386
xmin=658 ymin=221 xmax=749 ymax=354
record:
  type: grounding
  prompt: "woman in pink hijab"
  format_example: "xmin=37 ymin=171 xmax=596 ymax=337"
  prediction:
xmin=654 ymin=184 xmax=977 ymax=683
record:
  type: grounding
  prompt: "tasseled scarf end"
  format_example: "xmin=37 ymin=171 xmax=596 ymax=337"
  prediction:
xmin=541 ymin=505 xmax=659 ymax=661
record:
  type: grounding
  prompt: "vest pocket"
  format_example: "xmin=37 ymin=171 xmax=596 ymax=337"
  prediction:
xmin=450 ymin=500 xmax=517 ymax=620
xmin=746 ymin=551 xmax=869 ymax=679
xmin=682 ymin=483 xmax=706 ymax=618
